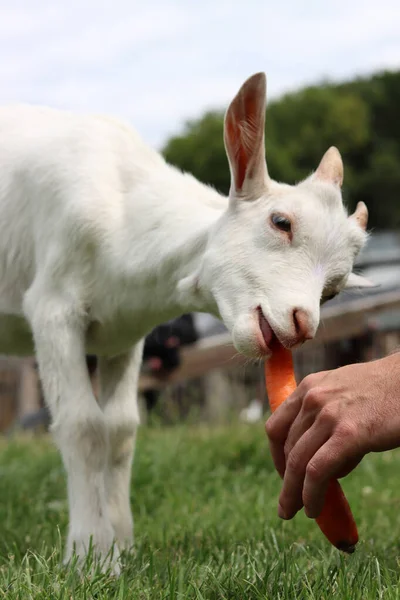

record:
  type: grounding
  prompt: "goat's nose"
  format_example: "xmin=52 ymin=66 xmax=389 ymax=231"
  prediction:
xmin=292 ymin=309 xmax=314 ymax=343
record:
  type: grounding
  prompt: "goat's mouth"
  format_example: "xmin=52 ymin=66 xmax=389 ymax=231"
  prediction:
xmin=256 ymin=306 xmax=278 ymax=354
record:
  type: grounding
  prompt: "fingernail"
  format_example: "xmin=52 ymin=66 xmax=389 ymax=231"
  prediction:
xmin=278 ymin=504 xmax=287 ymax=519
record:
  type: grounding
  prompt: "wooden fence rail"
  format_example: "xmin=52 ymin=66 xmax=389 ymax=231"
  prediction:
xmin=139 ymin=289 xmax=400 ymax=391
xmin=0 ymin=289 xmax=399 ymax=430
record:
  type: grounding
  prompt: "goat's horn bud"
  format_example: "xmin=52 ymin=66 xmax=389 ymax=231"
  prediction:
xmin=350 ymin=201 xmax=368 ymax=231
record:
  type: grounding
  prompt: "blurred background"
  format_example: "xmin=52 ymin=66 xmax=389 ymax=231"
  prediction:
xmin=0 ymin=0 xmax=399 ymax=432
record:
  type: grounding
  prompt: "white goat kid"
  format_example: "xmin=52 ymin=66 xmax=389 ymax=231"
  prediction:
xmin=0 ymin=72 xmax=371 ymax=573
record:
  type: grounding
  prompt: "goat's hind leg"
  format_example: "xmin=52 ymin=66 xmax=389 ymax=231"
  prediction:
xmin=98 ymin=343 xmax=143 ymax=552
xmin=24 ymin=289 xmax=120 ymax=574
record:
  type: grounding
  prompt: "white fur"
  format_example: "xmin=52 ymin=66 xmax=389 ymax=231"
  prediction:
xmin=0 ymin=73 xmax=369 ymax=572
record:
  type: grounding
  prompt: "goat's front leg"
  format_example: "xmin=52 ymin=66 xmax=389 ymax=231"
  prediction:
xmin=24 ymin=292 xmax=119 ymax=573
xmin=98 ymin=343 xmax=143 ymax=551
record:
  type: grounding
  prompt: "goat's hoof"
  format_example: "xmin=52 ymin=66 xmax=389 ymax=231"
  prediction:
xmin=108 ymin=512 xmax=134 ymax=552
xmin=64 ymin=534 xmax=121 ymax=576
xmin=112 ymin=528 xmax=134 ymax=553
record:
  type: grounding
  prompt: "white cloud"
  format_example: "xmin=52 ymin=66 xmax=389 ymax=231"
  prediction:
xmin=0 ymin=0 xmax=399 ymax=148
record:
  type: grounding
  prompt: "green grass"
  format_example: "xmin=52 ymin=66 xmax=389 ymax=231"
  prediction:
xmin=1 ymin=423 xmax=400 ymax=598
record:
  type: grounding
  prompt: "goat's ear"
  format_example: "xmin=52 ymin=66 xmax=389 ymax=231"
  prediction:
xmin=349 ymin=201 xmax=368 ymax=231
xmin=177 ymin=272 xmax=202 ymax=307
xmin=224 ymin=72 xmax=269 ymax=200
xmin=344 ymin=272 xmax=377 ymax=289
xmin=313 ymin=146 xmax=343 ymax=187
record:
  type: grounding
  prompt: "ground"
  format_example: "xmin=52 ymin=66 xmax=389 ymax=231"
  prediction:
xmin=0 ymin=422 xmax=400 ymax=599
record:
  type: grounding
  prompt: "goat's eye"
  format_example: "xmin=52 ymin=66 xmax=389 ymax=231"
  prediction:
xmin=271 ymin=214 xmax=291 ymax=233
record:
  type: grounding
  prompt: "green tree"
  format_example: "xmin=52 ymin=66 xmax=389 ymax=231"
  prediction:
xmin=163 ymin=112 xmax=229 ymax=194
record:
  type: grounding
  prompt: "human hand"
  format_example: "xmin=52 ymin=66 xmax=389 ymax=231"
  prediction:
xmin=265 ymin=352 xmax=400 ymax=520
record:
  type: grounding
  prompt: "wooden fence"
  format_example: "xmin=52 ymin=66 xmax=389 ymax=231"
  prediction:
xmin=1 ymin=289 xmax=400 ymax=430
xmin=139 ymin=289 xmax=400 ymax=390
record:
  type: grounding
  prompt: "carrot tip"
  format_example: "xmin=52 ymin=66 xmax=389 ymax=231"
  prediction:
xmin=336 ymin=541 xmax=357 ymax=554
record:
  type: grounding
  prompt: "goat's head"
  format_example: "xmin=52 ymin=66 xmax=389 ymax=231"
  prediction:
xmin=183 ymin=72 xmax=372 ymax=359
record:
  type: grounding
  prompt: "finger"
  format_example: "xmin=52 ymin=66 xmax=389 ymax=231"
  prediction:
xmin=284 ymin=408 xmax=316 ymax=460
xmin=302 ymin=436 xmax=359 ymax=518
xmin=278 ymin=422 xmax=331 ymax=519
xmin=265 ymin=388 xmax=304 ymax=477
xmin=336 ymin=455 xmax=363 ymax=479
xmin=266 ymin=371 xmax=328 ymax=479
xmin=267 ymin=437 xmax=286 ymax=479
xmin=284 ymin=382 xmax=331 ymax=459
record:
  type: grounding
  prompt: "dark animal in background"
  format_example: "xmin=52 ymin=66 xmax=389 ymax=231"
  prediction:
xmin=141 ymin=313 xmax=198 ymax=415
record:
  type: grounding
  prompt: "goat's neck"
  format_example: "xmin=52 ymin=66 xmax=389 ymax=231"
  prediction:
xmin=106 ymin=169 xmax=226 ymax=328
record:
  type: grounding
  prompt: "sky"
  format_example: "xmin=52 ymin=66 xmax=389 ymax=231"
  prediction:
xmin=1 ymin=0 xmax=399 ymax=150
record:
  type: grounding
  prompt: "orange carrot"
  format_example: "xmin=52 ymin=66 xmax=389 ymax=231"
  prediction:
xmin=265 ymin=342 xmax=358 ymax=553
